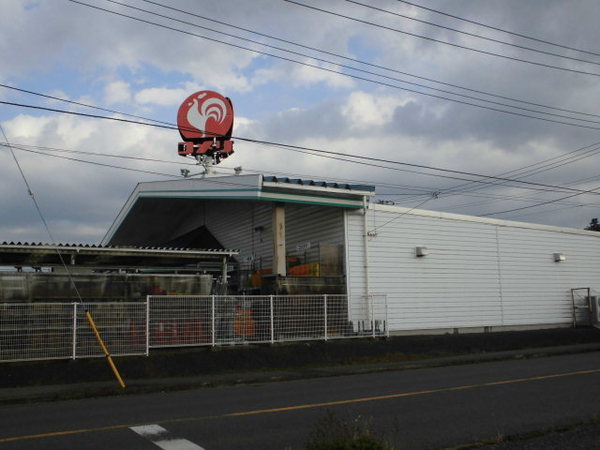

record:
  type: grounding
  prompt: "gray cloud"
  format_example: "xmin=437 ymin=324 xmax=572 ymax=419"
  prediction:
xmin=2 ymin=0 xmax=600 ymax=243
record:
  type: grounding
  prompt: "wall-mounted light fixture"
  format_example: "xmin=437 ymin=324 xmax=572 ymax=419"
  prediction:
xmin=416 ymin=246 xmax=429 ymax=257
xmin=553 ymin=252 xmax=566 ymax=262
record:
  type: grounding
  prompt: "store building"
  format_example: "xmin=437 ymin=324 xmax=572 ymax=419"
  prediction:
xmin=103 ymin=173 xmax=600 ymax=334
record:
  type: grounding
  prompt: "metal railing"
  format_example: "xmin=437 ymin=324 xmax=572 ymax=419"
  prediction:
xmin=0 ymin=295 xmax=387 ymax=362
xmin=0 ymin=302 xmax=147 ymax=362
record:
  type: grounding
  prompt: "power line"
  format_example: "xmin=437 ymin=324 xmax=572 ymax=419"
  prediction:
xmin=95 ymin=0 xmax=600 ymax=126
xmin=1 ymin=142 xmax=198 ymax=166
xmin=6 ymin=109 xmax=600 ymax=220
xmin=396 ymin=0 xmax=600 ymax=58
xmin=4 ymin=99 xmax=599 ymax=197
xmin=505 ymin=204 xmax=593 ymax=221
xmin=283 ymin=0 xmax=600 ymax=77
xmin=3 ymin=140 xmax=436 ymax=194
xmin=254 ymin=143 xmax=580 ymax=195
xmin=7 ymin=139 xmax=594 ymax=225
xmin=372 ymin=194 xmax=438 ymax=231
xmin=440 ymin=142 xmax=600 ymax=197
xmin=65 ymin=0 xmax=600 ymax=130
xmin=3 ymin=145 xmax=180 ymax=178
xmin=100 ymin=0 xmax=600 ymax=126
xmin=259 ymin=142 xmax=600 ymax=196
xmin=0 ymin=83 xmax=176 ymax=129
xmin=0 ymin=100 xmax=177 ymax=129
xmin=429 ymin=189 xmax=600 ymax=213
xmin=480 ymin=184 xmax=600 ymax=216
xmin=393 ymin=156 xmax=600 ymax=212
xmin=21 ymin=137 xmax=596 ymax=217
xmin=6 ymin=81 xmax=600 ymax=203
xmin=0 ymin=125 xmax=84 ymax=301
xmin=376 ymin=181 xmax=600 ymax=214
xmin=345 ymin=0 xmax=600 ymax=68
xmin=5 ymin=82 xmax=600 ymax=211
xmin=136 ymin=0 xmax=600 ymax=120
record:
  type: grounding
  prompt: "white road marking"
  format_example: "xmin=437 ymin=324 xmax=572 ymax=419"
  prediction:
xmin=130 ymin=424 xmax=206 ymax=450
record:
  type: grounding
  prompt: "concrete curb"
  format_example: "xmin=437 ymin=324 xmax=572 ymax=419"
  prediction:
xmin=2 ymin=342 xmax=599 ymax=405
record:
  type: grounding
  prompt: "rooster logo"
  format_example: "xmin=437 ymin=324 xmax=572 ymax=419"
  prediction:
xmin=186 ymin=93 xmax=228 ymax=138
xmin=177 ymin=90 xmax=234 ymax=141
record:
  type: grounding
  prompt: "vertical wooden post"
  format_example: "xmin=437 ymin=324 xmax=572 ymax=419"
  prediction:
xmin=272 ymin=203 xmax=286 ymax=276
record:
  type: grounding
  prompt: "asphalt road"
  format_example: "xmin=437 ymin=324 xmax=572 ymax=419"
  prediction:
xmin=0 ymin=351 xmax=599 ymax=449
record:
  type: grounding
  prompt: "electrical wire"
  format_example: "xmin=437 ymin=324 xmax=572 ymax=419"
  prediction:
xmin=3 ymin=1 xmax=591 ymax=223
xmin=505 ymin=204 xmax=593 ymax=221
xmin=23 ymin=138 xmax=598 ymax=216
xmin=2 ymin=140 xmax=435 ymax=194
xmin=480 ymin=184 xmax=600 ymax=216
xmin=1 ymin=142 xmax=198 ymax=166
xmin=0 ymin=83 xmax=176 ymax=129
xmin=379 ymin=164 xmax=600 ymax=212
xmin=283 ymin=0 xmax=600 ymax=77
xmin=0 ymin=125 xmax=84 ymax=301
xmin=372 ymin=194 xmax=438 ymax=231
xmin=98 ymin=0 xmax=600 ymax=126
xmin=136 ymin=0 xmax=600 ymax=120
xmin=3 ymin=145 xmax=180 ymax=178
xmin=6 ymin=126 xmax=599 ymax=222
xmin=6 ymin=80 xmax=600 ymax=206
xmin=396 ymin=0 xmax=600 ymax=58
xmin=3 ymin=99 xmax=599 ymax=197
xmin=428 ymin=190 xmax=600 ymax=213
xmin=345 ymin=0 xmax=600 ymax=68
xmin=440 ymin=142 xmax=600 ymax=197
xmin=5 ymin=81 xmax=600 ymax=211
xmin=65 ymin=0 xmax=600 ymax=130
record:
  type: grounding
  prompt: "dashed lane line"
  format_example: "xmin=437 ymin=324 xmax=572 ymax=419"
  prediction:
xmin=130 ymin=424 xmax=206 ymax=450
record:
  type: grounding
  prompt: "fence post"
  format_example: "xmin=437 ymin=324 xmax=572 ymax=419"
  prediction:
xmin=72 ymin=303 xmax=78 ymax=360
xmin=145 ymin=296 xmax=150 ymax=356
xmin=270 ymin=295 xmax=275 ymax=344
xmin=371 ymin=294 xmax=375 ymax=339
xmin=324 ymin=294 xmax=328 ymax=341
xmin=211 ymin=295 xmax=216 ymax=347
xmin=385 ymin=295 xmax=390 ymax=338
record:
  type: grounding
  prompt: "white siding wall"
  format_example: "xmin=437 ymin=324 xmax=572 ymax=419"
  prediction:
xmin=498 ymin=227 xmax=598 ymax=326
xmin=346 ymin=205 xmax=600 ymax=332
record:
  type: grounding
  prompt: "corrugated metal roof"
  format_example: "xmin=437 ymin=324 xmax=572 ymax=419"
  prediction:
xmin=0 ymin=242 xmax=237 ymax=254
xmin=0 ymin=242 xmax=238 ymax=269
xmin=263 ymin=176 xmax=375 ymax=192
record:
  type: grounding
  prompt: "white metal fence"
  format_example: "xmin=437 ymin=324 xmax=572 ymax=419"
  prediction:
xmin=0 ymin=295 xmax=387 ymax=362
xmin=0 ymin=302 xmax=147 ymax=362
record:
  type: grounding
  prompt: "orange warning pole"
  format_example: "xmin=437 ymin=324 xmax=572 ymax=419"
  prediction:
xmin=85 ymin=310 xmax=126 ymax=389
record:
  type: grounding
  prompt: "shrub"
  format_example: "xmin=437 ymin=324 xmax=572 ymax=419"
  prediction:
xmin=305 ymin=410 xmax=392 ymax=450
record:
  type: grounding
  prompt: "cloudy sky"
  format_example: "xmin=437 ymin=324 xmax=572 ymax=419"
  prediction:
xmin=2 ymin=0 xmax=600 ymax=243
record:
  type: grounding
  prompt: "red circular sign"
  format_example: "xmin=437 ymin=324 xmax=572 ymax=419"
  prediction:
xmin=177 ymin=91 xmax=234 ymax=141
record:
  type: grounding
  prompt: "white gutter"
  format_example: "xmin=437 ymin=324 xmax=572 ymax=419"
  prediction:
xmin=363 ymin=195 xmax=370 ymax=300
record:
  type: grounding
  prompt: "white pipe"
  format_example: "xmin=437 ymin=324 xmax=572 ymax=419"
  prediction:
xmin=362 ymin=196 xmax=370 ymax=308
